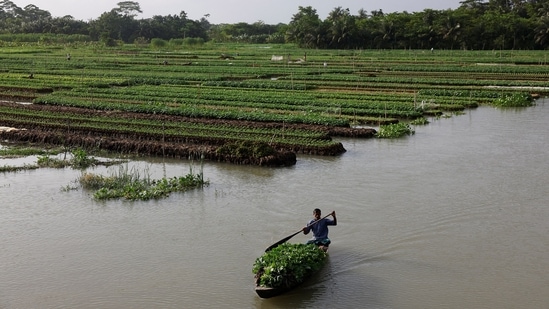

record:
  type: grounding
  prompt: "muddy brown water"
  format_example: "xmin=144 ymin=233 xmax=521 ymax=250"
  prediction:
xmin=1 ymin=101 xmax=548 ymax=308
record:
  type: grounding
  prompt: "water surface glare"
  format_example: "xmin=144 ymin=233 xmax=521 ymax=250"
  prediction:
xmin=1 ymin=102 xmax=548 ymax=308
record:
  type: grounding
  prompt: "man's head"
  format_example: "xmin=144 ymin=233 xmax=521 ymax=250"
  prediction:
xmin=313 ymin=208 xmax=321 ymax=220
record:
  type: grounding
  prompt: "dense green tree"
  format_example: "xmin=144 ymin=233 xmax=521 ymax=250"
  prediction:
xmin=207 ymin=21 xmax=281 ymax=43
xmin=88 ymin=9 xmax=139 ymax=43
xmin=430 ymin=9 xmax=467 ymax=49
xmin=372 ymin=12 xmax=403 ymax=49
xmin=325 ymin=7 xmax=356 ymax=49
xmin=286 ymin=6 xmax=324 ymax=48
xmin=114 ymin=1 xmax=142 ymax=17
xmin=415 ymin=9 xmax=442 ymax=48
xmin=535 ymin=14 xmax=549 ymax=46
xmin=353 ymin=9 xmax=373 ymax=48
xmin=2 ymin=0 xmax=549 ymax=50
xmin=141 ymin=11 xmax=207 ymax=41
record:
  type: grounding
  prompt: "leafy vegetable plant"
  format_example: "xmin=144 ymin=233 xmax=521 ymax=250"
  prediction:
xmin=375 ymin=123 xmax=415 ymax=138
xmin=492 ymin=93 xmax=533 ymax=107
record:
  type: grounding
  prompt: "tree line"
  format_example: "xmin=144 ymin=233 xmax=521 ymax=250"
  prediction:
xmin=2 ymin=0 xmax=549 ymax=49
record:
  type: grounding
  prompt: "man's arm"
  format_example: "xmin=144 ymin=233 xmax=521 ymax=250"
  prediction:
xmin=303 ymin=218 xmax=315 ymax=234
xmin=331 ymin=211 xmax=337 ymax=225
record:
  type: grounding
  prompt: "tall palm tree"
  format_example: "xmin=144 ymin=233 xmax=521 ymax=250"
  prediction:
xmin=326 ymin=7 xmax=354 ymax=48
xmin=534 ymin=14 xmax=549 ymax=47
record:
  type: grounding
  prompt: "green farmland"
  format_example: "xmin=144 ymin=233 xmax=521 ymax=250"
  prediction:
xmin=0 ymin=43 xmax=543 ymax=165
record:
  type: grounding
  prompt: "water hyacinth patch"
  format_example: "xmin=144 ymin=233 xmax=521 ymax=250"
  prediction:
xmin=375 ymin=123 xmax=415 ymax=138
xmin=79 ymin=164 xmax=208 ymax=200
xmin=252 ymin=243 xmax=327 ymax=289
xmin=492 ymin=93 xmax=533 ymax=108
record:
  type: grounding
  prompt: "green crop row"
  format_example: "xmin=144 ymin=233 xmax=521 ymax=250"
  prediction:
xmin=280 ymin=73 xmax=549 ymax=89
xmin=45 ymin=86 xmax=424 ymax=120
xmin=0 ymin=105 xmax=338 ymax=148
xmin=388 ymin=64 xmax=549 ymax=74
xmin=72 ymin=85 xmax=420 ymax=111
xmin=32 ymin=95 xmax=350 ymax=127
xmin=0 ymin=105 xmax=327 ymax=139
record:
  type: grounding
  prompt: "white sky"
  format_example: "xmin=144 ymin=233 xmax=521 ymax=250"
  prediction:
xmin=11 ymin=0 xmax=461 ymax=24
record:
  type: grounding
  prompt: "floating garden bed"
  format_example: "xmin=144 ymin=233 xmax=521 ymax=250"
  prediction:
xmin=0 ymin=44 xmax=541 ymax=166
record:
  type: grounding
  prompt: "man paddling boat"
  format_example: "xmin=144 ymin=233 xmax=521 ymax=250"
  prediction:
xmin=303 ymin=208 xmax=337 ymax=251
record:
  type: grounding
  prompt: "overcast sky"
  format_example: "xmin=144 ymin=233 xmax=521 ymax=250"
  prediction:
xmin=11 ymin=0 xmax=461 ymax=24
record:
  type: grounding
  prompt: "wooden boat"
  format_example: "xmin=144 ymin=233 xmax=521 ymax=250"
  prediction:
xmin=254 ymin=245 xmax=328 ymax=298
xmin=255 ymin=283 xmax=298 ymax=299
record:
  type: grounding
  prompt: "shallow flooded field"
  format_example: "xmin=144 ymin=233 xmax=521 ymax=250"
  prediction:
xmin=1 ymin=101 xmax=548 ymax=308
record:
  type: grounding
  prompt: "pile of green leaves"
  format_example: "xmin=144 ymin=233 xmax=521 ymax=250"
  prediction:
xmin=252 ymin=243 xmax=327 ymax=288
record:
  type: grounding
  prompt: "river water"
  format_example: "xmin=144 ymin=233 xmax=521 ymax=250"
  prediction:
xmin=1 ymin=101 xmax=548 ymax=309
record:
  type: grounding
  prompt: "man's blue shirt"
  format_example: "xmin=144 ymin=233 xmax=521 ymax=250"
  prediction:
xmin=306 ymin=217 xmax=335 ymax=240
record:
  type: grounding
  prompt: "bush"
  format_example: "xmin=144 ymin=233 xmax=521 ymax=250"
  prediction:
xmin=71 ymin=148 xmax=95 ymax=169
xmin=169 ymin=38 xmax=184 ymax=46
xmin=151 ymin=38 xmax=168 ymax=49
xmin=134 ymin=37 xmax=149 ymax=47
xmin=183 ymin=37 xmax=204 ymax=47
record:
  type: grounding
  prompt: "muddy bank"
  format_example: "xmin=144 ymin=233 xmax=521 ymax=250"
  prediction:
xmin=0 ymin=129 xmax=298 ymax=167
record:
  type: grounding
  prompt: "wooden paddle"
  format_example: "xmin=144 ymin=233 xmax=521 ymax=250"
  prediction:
xmin=265 ymin=213 xmax=332 ymax=252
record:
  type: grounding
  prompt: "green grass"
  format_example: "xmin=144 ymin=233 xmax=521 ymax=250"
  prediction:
xmin=0 ymin=164 xmax=39 ymax=173
xmin=78 ymin=163 xmax=208 ymax=200
xmin=0 ymin=146 xmax=60 ymax=158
